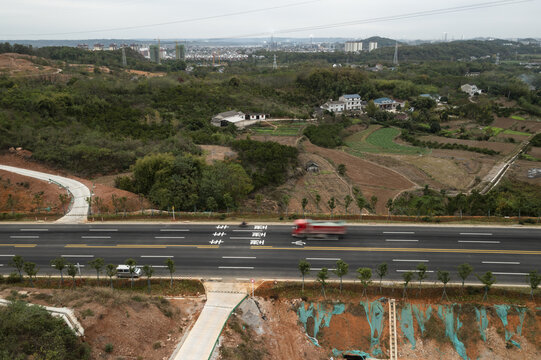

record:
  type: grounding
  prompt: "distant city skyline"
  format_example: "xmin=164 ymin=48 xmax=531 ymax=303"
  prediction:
xmin=1 ymin=0 xmax=539 ymax=41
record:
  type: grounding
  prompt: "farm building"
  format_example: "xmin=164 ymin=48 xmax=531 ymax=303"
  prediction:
xmin=305 ymin=161 xmax=320 ymax=173
xmin=211 ymin=110 xmax=267 ymax=129
xmin=373 ymin=97 xmax=404 ymax=111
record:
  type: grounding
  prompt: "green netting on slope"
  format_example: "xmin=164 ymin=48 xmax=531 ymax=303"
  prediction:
xmin=494 ymin=304 xmax=521 ymax=348
xmin=400 ymin=303 xmax=416 ymax=349
xmin=515 ymin=306 xmax=527 ymax=336
xmin=361 ymin=300 xmax=384 ymax=356
xmin=412 ymin=304 xmax=432 ymax=335
xmin=437 ymin=305 xmax=469 ymax=360
xmin=474 ymin=307 xmax=488 ymax=341
xmin=332 ymin=349 xmax=371 ymax=358
xmin=297 ymin=302 xmax=345 ymax=346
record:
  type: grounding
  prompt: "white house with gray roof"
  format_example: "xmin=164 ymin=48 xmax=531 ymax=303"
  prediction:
xmin=211 ymin=110 xmax=267 ymax=129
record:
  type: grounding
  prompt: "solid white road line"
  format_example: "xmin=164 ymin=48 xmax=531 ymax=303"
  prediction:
xmin=19 ymin=228 xmax=48 ymax=232
xmin=147 ymin=265 xmax=168 ymax=268
xmin=458 ymin=240 xmax=500 ymax=244
xmin=310 ymin=268 xmax=337 ymax=271
xmin=306 ymin=258 xmax=341 ymax=261
xmin=393 ymin=259 xmax=429 ymax=262
xmin=482 ymin=261 xmax=520 ymax=265
xmin=141 ymin=255 xmax=174 ymax=258
xmin=89 ymin=229 xmax=118 ymax=232
xmin=154 ymin=236 xmax=185 ymax=239
xmin=160 ymin=229 xmax=189 ymax=232
xmin=385 ymin=239 xmax=419 ymax=242
xmin=459 ymin=233 xmax=492 ymax=236
xmin=232 ymin=230 xmax=257 ymax=232
xmin=61 ymin=255 xmax=94 ymax=258
xmin=81 ymin=236 xmax=111 ymax=239
xmin=236 ymin=278 xmax=250 ymax=281
xmin=383 ymin=231 xmax=415 ymax=234
xmin=52 ymin=264 xmax=85 ymax=267
xmin=396 ymin=270 xmax=435 ymax=273
xmin=222 ymin=256 xmax=256 ymax=259
xmin=0 ymin=255 xmax=15 ymax=257
xmin=10 ymin=235 xmax=39 ymax=239
xmin=0 ymin=264 xmax=3 ymax=267
xmin=218 ymin=266 xmax=254 ymax=269
xmin=492 ymin=272 xmax=528 ymax=276
xmin=229 ymin=237 xmax=261 ymax=240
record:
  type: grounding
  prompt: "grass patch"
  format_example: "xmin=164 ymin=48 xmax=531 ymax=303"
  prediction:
xmin=511 ymin=115 xmax=526 ymax=121
xmin=251 ymin=122 xmax=308 ymax=136
xmin=345 ymin=127 xmax=427 ymax=155
xmin=503 ymin=129 xmax=531 ymax=136
xmin=484 ymin=126 xmax=504 ymax=136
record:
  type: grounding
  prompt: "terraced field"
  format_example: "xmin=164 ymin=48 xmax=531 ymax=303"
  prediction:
xmin=251 ymin=121 xmax=308 ymax=136
xmin=345 ymin=126 xmax=428 ymax=156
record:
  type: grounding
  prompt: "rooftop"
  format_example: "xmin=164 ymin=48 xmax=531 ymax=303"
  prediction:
xmin=374 ymin=97 xmax=393 ymax=104
xmin=342 ymin=94 xmax=361 ymax=99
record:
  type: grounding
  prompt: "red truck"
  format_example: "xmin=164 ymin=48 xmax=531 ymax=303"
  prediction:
xmin=292 ymin=219 xmax=346 ymax=239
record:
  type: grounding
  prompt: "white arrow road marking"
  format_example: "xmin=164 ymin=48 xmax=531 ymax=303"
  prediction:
xmin=291 ymin=240 xmax=306 ymax=246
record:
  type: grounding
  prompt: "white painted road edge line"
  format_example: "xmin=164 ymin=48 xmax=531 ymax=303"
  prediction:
xmin=396 ymin=270 xmax=435 ymax=273
xmin=0 ymin=255 xmax=15 ymax=257
xmin=393 ymin=259 xmax=429 ymax=262
xmin=159 ymin=229 xmax=189 ymax=232
xmin=61 ymin=255 xmax=95 ymax=258
xmin=306 ymin=258 xmax=341 ymax=261
xmin=0 ymin=264 xmax=3 ymax=267
xmin=146 ymin=265 xmax=168 ymax=268
xmin=459 ymin=233 xmax=493 ymax=236
xmin=89 ymin=229 xmax=118 ymax=232
xmin=19 ymin=228 xmax=48 ymax=232
xmin=386 ymin=239 xmax=419 ymax=242
xmin=52 ymin=265 xmax=85 ymax=268
xmin=458 ymin=240 xmax=500 ymax=244
xmin=492 ymin=272 xmax=528 ymax=276
xmin=310 ymin=268 xmax=337 ymax=271
xmin=229 ymin=237 xmax=261 ymax=240
xmin=10 ymin=235 xmax=39 ymax=239
xmin=482 ymin=261 xmax=520 ymax=265
xmin=154 ymin=236 xmax=185 ymax=239
xmin=232 ymin=230 xmax=256 ymax=232
xmin=81 ymin=236 xmax=111 ymax=239
xmin=383 ymin=231 xmax=415 ymax=234
xmin=222 ymin=256 xmax=257 ymax=259
xmin=218 ymin=266 xmax=254 ymax=269
xmin=141 ymin=255 xmax=174 ymax=258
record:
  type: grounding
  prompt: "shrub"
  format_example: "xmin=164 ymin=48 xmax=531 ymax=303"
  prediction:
xmin=105 ymin=343 xmax=114 ymax=353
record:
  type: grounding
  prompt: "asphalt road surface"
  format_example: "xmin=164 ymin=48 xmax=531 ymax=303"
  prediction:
xmin=0 ymin=223 xmax=539 ymax=285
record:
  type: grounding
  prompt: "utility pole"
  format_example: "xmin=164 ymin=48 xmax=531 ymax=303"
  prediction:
xmin=273 ymin=54 xmax=277 ymax=70
xmin=121 ymin=47 xmax=127 ymax=67
xmin=393 ymin=42 xmax=399 ymax=66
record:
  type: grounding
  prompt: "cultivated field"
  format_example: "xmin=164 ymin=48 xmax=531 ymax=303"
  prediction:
xmin=250 ymin=121 xmax=308 ymax=137
xmin=345 ymin=126 xmax=427 ymax=156
xmin=418 ymin=135 xmax=518 ymax=155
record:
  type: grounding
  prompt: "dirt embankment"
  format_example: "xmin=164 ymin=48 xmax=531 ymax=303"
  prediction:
xmin=0 ymin=53 xmax=61 ymax=77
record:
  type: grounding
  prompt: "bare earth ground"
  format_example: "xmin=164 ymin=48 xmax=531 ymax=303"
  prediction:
xmin=247 ymin=135 xmax=299 ymax=147
xmin=0 ymin=152 xmax=149 ymax=213
xmin=0 ymin=53 xmax=61 ymax=77
xmin=528 ymin=147 xmax=541 ymax=158
xmin=0 ymin=286 xmax=204 ymax=360
xmin=200 ymin=145 xmax=237 ymax=165
xmin=507 ymin=160 xmax=541 ymax=185
xmin=125 ymin=69 xmax=166 ymax=77
xmin=302 ymin=141 xmax=416 ymax=214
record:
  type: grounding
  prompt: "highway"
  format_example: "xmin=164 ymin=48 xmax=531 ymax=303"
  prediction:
xmin=0 ymin=223 xmax=539 ymax=285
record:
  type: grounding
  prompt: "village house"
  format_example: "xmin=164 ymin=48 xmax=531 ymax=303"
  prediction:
xmin=460 ymin=84 xmax=482 ymax=96
xmin=373 ymin=97 xmax=404 ymax=111
xmin=211 ymin=110 xmax=267 ymax=129
xmin=320 ymin=94 xmax=362 ymax=113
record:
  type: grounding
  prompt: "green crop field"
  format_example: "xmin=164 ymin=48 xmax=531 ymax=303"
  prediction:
xmin=503 ymin=129 xmax=531 ymax=136
xmin=345 ymin=127 xmax=428 ymax=156
xmin=251 ymin=121 xmax=308 ymax=136
xmin=511 ymin=115 xmax=526 ymax=121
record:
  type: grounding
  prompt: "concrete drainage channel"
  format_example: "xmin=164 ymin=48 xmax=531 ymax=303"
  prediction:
xmin=0 ymin=297 xmax=84 ymax=336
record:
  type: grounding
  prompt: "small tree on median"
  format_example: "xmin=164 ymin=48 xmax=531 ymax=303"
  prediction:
xmin=334 ymin=260 xmax=349 ymax=293
xmin=88 ymin=257 xmax=104 ymax=285
xmin=402 ymin=271 xmax=414 ymax=299
xmin=125 ymin=258 xmax=137 ymax=289
xmin=51 ymin=257 xmax=67 ymax=287
xmin=376 ymin=263 xmax=388 ymax=294
xmin=458 ymin=263 xmax=473 ymax=292
xmin=344 ymin=195 xmax=352 ymax=215
xmin=354 ymin=191 xmax=367 ymax=220
xmin=437 ymin=270 xmax=451 ymax=301
xmin=165 ymin=258 xmax=175 ymax=288
xmin=315 ymin=193 xmax=321 ymax=211
xmin=298 ymin=260 xmax=311 ymax=293
xmin=301 ymin=198 xmax=308 ymax=218
xmin=9 ymin=255 xmax=24 ymax=281
xmin=416 ymin=263 xmax=428 ymax=295
xmin=527 ymin=271 xmax=541 ymax=300
xmin=23 ymin=262 xmax=38 ymax=287
xmin=67 ymin=263 xmax=77 ymax=290
xmin=477 ymin=271 xmax=496 ymax=301
xmin=317 ymin=268 xmax=329 ymax=299
xmin=142 ymin=265 xmax=154 ymax=294
xmin=106 ymin=264 xmax=117 ymax=289
xmin=328 ymin=197 xmax=336 ymax=219
xmin=357 ymin=267 xmax=372 ymax=297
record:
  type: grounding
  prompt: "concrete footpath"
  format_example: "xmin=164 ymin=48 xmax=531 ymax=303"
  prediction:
xmin=171 ymin=281 xmax=250 ymax=360
xmin=0 ymin=164 xmax=90 ymax=223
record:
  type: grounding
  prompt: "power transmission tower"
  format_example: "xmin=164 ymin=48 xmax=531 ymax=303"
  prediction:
xmin=121 ymin=47 xmax=127 ymax=67
xmin=393 ymin=42 xmax=399 ymax=66
xmin=273 ymin=54 xmax=277 ymax=70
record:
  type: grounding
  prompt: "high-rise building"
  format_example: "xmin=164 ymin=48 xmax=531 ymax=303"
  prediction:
xmin=150 ymin=45 xmax=160 ymax=63
xmin=369 ymin=42 xmax=378 ymax=52
xmin=345 ymin=41 xmax=363 ymax=52
xmin=175 ymin=43 xmax=185 ymax=60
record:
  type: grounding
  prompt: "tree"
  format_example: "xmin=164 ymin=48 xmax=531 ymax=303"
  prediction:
xmin=105 ymin=264 xmax=117 ymax=289
xmin=402 ymin=271 xmax=414 ymax=298
xmin=51 ymin=257 xmax=67 ymax=287
xmin=142 ymin=265 xmax=154 ymax=294
xmin=477 ymin=271 xmax=496 ymax=301
xmin=357 ymin=267 xmax=372 ymax=297
xmin=9 ymin=255 xmax=24 ymax=281
xmin=344 ymin=195 xmax=352 ymax=215
xmin=437 ymin=270 xmax=451 ymax=301
xmin=32 ymin=191 xmax=44 ymax=213
xmin=370 ymin=195 xmax=378 ymax=214
xmin=375 ymin=263 xmax=388 ymax=293
xmin=282 ymin=194 xmax=291 ymax=217
xmin=366 ymin=100 xmax=378 ymax=117
xmin=328 ymin=197 xmax=336 ymax=218
xmin=67 ymin=263 xmax=77 ymax=289
xmin=6 ymin=194 xmax=17 ymax=214
xmin=298 ymin=260 xmax=311 ymax=293
xmin=385 ymin=199 xmax=393 ymax=219
xmin=315 ymin=193 xmax=321 ymax=210
xmin=223 ymin=192 xmax=234 ymax=213
xmin=23 ymin=262 xmax=38 ymax=287
xmin=334 ymin=260 xmax=349 ymax=293
xmin=354 ymin=191 xmax=367 ymax=219
xmin=416 ymin=263 xmax=428 ymax=295
xmin=301 ymin=198 xmax=308 ymax=218
xmin=165 ymin=258 xmax=175 ymax=288
xmin=58 ymin=193 xmax=69 ymax=215
xmin=337 ymin=164 xmax=346 ymax=176
xmin=317 ymin=268 xmax=329 ymax=298
xmin=527 ymin=271 xmax=541 ymax=300
xmin=111 ymin=194 xmax=120 ymax=215
xmin=88 ymin=258 xmax=104 ymax=285
xmin=457 ymin=263 xmax=473 ymax=291
xmin=206 ymin=196 xmax=217 ymax=214
xmin=255 ymin=194 xmax=263 ymax=214
xmin=125 ymin=258 xmax=137 ymax=289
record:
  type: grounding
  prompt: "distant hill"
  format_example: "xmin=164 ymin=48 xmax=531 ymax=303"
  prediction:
xmin=362 ymin=36 xmax=400 ymax=47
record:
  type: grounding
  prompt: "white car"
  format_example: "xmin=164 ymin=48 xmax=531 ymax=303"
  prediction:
xmin=116 ymin=265 xmax=142 ymax=278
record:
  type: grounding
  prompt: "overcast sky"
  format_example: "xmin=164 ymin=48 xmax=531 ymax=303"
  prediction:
xmin=1 ymin=0 xmax=539 ymax=40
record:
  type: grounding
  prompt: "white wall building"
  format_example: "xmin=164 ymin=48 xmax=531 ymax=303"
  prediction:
xmin=339 ymin=94 xmax=362 ymax=110
xmin=460 ymin=84 xmax=482 ymax=96
xmin=211 ymin=111 xmax=267 ymax=129
xmin=321 ymin=101 xmax=345 ymax=113
xmin=345 ymin=41 xmax=363 ymax=52
xmin=368 ymin=42 xmax=378 ymax=52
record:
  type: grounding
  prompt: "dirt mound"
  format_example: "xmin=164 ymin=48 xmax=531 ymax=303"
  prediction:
xmin=0 ymin=53 xmax=61 ymax=77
